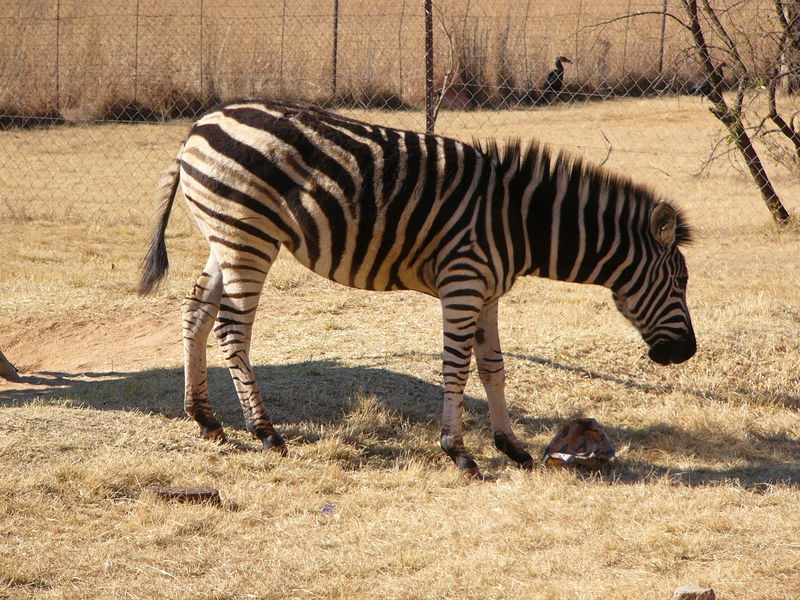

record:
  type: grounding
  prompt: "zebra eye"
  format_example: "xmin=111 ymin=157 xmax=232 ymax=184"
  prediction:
xmin=675 ymin=274 xmax=688 ymax=290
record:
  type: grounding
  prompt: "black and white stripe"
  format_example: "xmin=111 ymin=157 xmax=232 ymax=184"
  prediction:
xmin=138 ymin=99 xmax=695 ymax=475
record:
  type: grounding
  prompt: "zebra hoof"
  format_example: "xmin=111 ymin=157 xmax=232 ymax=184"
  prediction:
xmin=453 ymin=456 xmax=482 ymax=479
xmin=200 ymin=427 xmax=228 ymax=443
xmin=493 ymin=431 xmax=533 ymax=467
xmin=267 ymin=443 xmax=289 ymax=457
xmin=464 ymin=465 xmax=484 ymax=480
xmin=261 ymin=434 xmax=288 ymax=456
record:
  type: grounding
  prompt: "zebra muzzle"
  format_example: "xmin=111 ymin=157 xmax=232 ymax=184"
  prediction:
xmin=648 ymin=335 xmax=696 ymax=365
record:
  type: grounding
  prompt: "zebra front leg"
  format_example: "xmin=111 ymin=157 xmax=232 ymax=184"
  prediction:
xmin=213 ymin=246 xmax=287 ymax=455
xmin=183 ymin=253 xmax=226 ymax=442
xmin=439 ymin=296 xmax=483 ymax=477
xmin=475 ymin=301 xmax=533 ymax=469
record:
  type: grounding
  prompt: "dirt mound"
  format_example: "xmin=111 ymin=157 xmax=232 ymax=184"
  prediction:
xmin=0 ymin=307 xmax=181 ymax=400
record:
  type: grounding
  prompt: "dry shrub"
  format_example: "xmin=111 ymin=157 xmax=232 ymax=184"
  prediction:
xmin=495 ymin=22 xmax=540 ymax=107
xmin=5 ymin=0 xmax=769 ymax=125
xmin=451 ymin=20 xmax=493 ymax=109
xmin=0 ymin=9 xmax=63 ymax=127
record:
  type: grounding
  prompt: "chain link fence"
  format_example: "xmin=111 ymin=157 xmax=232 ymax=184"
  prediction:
xmin=1 ymin=0 xmax=798 ymax=224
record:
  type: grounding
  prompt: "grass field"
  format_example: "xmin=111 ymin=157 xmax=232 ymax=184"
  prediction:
xmin=1 ymin=96 xmax=799 ymax=599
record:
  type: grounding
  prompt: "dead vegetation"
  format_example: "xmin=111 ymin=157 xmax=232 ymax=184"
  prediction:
xmin=0 ymin=0 xmax=782 ymax=123
xmin=0 ymin=96 xmax=798 ymax=599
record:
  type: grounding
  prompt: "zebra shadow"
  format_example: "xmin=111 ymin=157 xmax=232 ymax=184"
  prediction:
xmin=2 ymin=357 xmax=798 ymax=488
xmin=507 ymin=353 xmax=800 ymax=410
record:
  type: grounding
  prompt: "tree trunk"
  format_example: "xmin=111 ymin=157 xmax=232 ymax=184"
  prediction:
xmin=720 ymin=113 xmax=792 ymax=223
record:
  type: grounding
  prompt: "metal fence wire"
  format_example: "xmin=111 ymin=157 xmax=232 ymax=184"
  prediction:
xmin=0 ymin=0 xmax=796 ymax=223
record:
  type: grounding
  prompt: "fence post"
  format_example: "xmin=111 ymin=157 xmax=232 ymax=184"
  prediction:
xmin=55 ymin=0 xmax=60 ymax=111
xmin=574 ymin=0 xmax=582 ymax=72
xmin=398 ymin=0 xmax=406 ymax=97
xmin=200 ymin=0 xmax=204 ymax=101
xmin=522 ymin=0 xmax=532 ymax=76
xmin=424 ymin=0 xmax=434 ymax=133
xmin=332 ymin=0 xmax=339 ymax=96
xmin=658 ymin=0 xmax=668 ymax=78
xmin=622 ymin=0 xmax=631 ymax=74
xmin=280 ymin=0 xmax=287 ymax=91
xmin=134 ymin=0 xmax=140 ymax=102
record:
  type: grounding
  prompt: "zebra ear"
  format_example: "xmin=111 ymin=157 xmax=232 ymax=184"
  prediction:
xmin=650 ymin=202 xmax=677 ymax=247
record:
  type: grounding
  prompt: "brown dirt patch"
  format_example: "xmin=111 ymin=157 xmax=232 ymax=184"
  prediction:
xmin=0 ymin=306 xmax=181 ymax=401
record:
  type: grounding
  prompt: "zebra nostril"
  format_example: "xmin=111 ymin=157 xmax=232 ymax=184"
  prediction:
xmin=672 ymin=337 xmax=696 ymax=364
xmin=648 ymin=343 xmax=673 ymax=365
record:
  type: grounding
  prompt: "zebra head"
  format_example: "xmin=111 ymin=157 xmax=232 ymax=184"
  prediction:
xmin=611 ymin=202 xmax=696 ymax=365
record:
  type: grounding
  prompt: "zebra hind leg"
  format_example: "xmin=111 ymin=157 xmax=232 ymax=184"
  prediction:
xmin=213 ymin=242 xmax=287 ymax=455
xmin=182 ymin=252 xmax=226 ymax=442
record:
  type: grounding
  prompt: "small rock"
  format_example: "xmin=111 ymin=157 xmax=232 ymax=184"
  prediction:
xmin=146 ymin=486 xmax=221 ymax=506
xmin=541 ymin=417 xmax=615 ymax=469
xmin=672 ymin=584 xmax=715 ymax=600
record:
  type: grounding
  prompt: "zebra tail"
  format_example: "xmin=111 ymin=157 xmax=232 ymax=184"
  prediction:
xmin=137 ymin=154 xmax=182 ymax=296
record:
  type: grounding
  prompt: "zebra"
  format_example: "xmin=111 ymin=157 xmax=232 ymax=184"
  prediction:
xmin=137 ymin=99 xmax=696 ymax=476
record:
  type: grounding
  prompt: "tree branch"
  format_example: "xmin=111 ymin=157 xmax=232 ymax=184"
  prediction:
xmin=767 ymin=78 xmax=800 ymax=158
xmin=597 ymin=130 xmax=613 ymax=168
xmin=586 ymin=11 xmax=689 ymax=32
xmin=430 ymin=3 xmax=458 ymax=127
xmin=699 ymin=0 xmax=747 ymax=73
xmin=682 ymin=0 xmax=728 ymax=110
xmin=683 ymin=0 xmax=791 ymax=224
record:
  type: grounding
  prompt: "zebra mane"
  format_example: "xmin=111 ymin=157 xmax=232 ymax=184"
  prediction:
xmin=475 ymin=138 xmax=693 ymax=247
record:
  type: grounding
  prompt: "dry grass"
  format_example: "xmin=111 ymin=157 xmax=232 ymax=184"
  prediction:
xmin=0 ymin=97 xmax=799 ymax=599
xmin=0 ymin=401 xmax=799 ymax=600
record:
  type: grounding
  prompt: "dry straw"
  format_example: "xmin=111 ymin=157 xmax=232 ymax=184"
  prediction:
xmin=0 ymin=0 xmax=777 ymax=122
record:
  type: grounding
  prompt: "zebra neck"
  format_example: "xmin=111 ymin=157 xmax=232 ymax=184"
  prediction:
xmin=517 ymin=160 xmax=649 ymax=290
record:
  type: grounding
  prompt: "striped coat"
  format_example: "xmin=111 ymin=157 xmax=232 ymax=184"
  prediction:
xmin=139 ymin=99 xmax=695 ymax=476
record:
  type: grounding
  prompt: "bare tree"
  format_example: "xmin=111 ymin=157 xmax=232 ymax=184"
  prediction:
xmin=594 ymin=1 xmax=794 ymax=224
xmin=682 ymin=0 xmax=791 ymax=224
